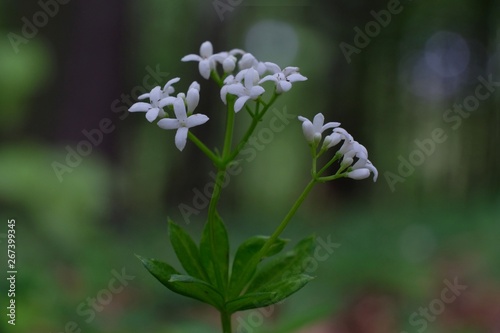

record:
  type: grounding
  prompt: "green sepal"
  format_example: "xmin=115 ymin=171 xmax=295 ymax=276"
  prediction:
xmin=246 ymin=235 xmax=315 ymax=293
xmin=228 ymin=236 xmax=288 ymax=298
xmin=168 ymin=219 xmax=208 ymax=281
xmin=136 ymin=255 xmax=224 ymax=310
xmin=199 ymin=213 xmax=230 ymax=291
xmin=227 ymin=274 xmax=314 ymax=313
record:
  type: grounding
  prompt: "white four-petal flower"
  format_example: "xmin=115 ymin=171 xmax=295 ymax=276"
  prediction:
xmin=297 ymin=113 xmax=340 ymax=144
xmin=181 ymin=41 xmax=216 ymax=80
xmin=259 ymin=62 xmax=308 ymax=93
xmin=157 ymin=97 xmax=209 ymax=151
xmin=221 ymin=68 xmax=265 ymax=112
xmin=129 ymin=86 xmax=170 ymax=122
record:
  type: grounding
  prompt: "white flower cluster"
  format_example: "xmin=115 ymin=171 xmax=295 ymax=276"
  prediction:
xmin=129 ymin=78 xmax=208 ymax=151
xmin=129 ymin=41 xmax=308 ymax=151
xmin=182 ymin=41 xmax=308 ymax=112
xmin=298 ymin=113 xmax=378 ymax=182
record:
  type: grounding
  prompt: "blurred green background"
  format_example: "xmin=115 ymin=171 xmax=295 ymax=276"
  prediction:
xmin=0 ymin=0 xmax=499 ymax=332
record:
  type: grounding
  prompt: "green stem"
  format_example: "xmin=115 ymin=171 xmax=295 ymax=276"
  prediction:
xmin=188 ymin=132 xmax=220 ymax=165
xmin=221 ymin=310 xmax=232 ymax=333
xmin=236 ymin=178 xmax=317 ymax=295
xmin=207 ymin=97 xmax=237 ymax=294
xmin=228 ymin=94 xmax=279 ymax=162
xmin=257 ymin=179 xmax=317 ymax=257
xmin=222 ymin=98 xmax=236 ymax=163
xmin=316 ymin=152 xmax=342 ymax=177
xmin=211 ymin=70 xmax=223 ymax=87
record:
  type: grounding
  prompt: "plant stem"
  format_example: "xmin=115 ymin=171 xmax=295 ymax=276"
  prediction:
xmin=235 ymin=178 xmax=317 ymax=296
xmin=206 ymin=97 xmax=236 ymax=293
xmin=220 ymin=310 xmax=232 ymax=333
xmin=188 ymin=132 xmax=220 ymax=165
xmin=258 ymin=179 xmax=317 ymax=257
xmin=228 ymin=93 xmax=279 ymax=162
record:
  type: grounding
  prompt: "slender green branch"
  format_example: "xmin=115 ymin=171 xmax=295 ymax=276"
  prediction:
xmin=222 ymin=97 xmax=236 ymax=163
xmin=257 ymin=179 xmax=317 ymax=257
xmin=317 ymin=172 xmax=346 ymax=182
xmin=236 ymin=178 xmax=317 ymax=295
xmin=228 ymin=93 xmax=279 ymax=161
xmin=188 ymin=132 xmax=220 ymax=165
xmin=211 ymin=70 xmax=223 ymax=87
xmin=206 ymin=97 xmax=238 ymax=294
xmin=316 ymin=152 xmax=342 ymax=177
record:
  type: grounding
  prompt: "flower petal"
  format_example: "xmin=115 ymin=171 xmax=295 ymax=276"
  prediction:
xmin=186 ymin=87 xmax=200 ymax=113
xmin=186 ymin=114 xmax=209 ymax=128
xmin=175 ymin=127 xmax=189 ymax=151
xmin=249 ymin=86 xmax=265 ymax=99
xmin=145 ymin=108 xmax=160 ymax=122
xmin=150 ymin=86 xmax=162 ymax=102
xmin=312 ymin=113 xmax=325 ymax=132
xmin=287 ymin=73 xmax=308 ymax=82
xmin=200 ymin=41 xmax=213 ymax=58
xmin=264 ymin=62 xmax=281 ymax=74
xmin=172 ymin=98 xmax=188 ymax=121
xmin=321 ymin=121 xmax=341 ymax=132
xmin=159 ymin=96 xmax=176 ymax=108
xmin=163 ymin=77 xmax=181 ymax=95
xmin=234 ymin=96 xmax=251 ymax=112
xmin=259 ymin=75 xmax=279 ymax=85
xmin=129 ymin=102 xmax=151 ymax=112
xmin=157 ymin=118 xmax=180 ymax=130
xmin=226 ymin=83 xmax=246 ymax=96
xmin=277 ymin=80 xmax=292 ymax=93
xmin=199 ymin=59 xmax=211 ymax=79
xmin=181 ymin=54 xmax=203 ymax=62
xmin=301 ymin=121 xmax=315 ymax=143
xmin=347 ymin=168 xmax=370 ymax=180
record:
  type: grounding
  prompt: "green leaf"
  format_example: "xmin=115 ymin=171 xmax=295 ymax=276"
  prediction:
xmin=199 ymin=213 xmax=230 ymax=291
xmin=136 ymin=255 xmax=224 ymax=310
xmin=227 ymin=274 xmax=314 ymax=313
xmin=225 ymin=292 xmax=277 ymax=313
xmin=168 ymin=219 xmax=208 ymax=281
xmin=228 ymin=236 xmax=288 ymax=298
xmin=246 ymin=235 xmax=315 ymax=293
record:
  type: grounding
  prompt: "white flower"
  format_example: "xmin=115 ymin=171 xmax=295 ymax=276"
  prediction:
xmin=322 ymin=128 xmax=353 ymax=150
xmin=181 ymin=41 xmax=216 ymax=79
xmin=138 ymin=77 xmax=181 ymax=101
xmin=162 ymin=81 xmax=201 ymax=116
xmin=221 ymin=68 xmax=265 ymax=112
xmin=220 ymin=74 xmax=239 ymax=103
xmin=238 ymin=53 xmax=267 ymax=76
xmin=157 ymin=96 xmax=209 ymax=151
xmin=332 ymin=133 xmax=378 ymax=182
xmin=129 ymin=86 xmax=170 ymax=122
xmin=212 ymin=49 xmax=245 ymax=73
xmin=259 ymin=62 xmax=307 ymax=93
xmin=347 ymin=158 xmax=378 ymax=182
xmin=297 ymin=113 xmax=340 ymax=144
